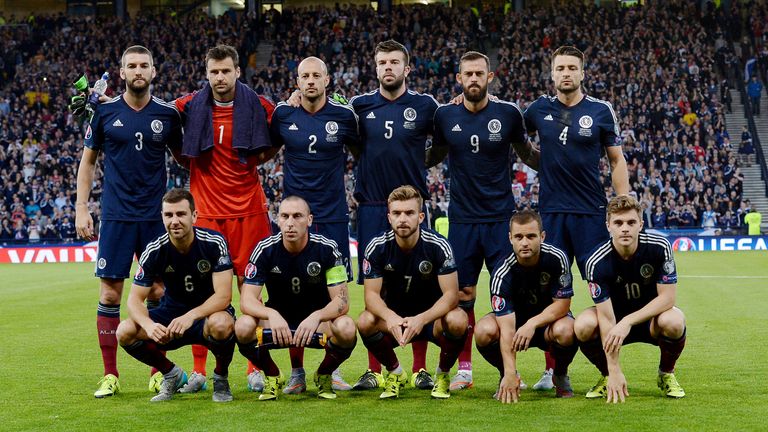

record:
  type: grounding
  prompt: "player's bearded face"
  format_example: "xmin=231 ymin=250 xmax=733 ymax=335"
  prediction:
xmin=510 ymin=221 xmax=542 ymax=261
xmin=459 ymin=59 xmax=492 ymax=103
xmin=388 ymin=199 xmax=423 ymax=240
xmin=121 ymin=53 xmax=154 ymax=95
xmin=376 ymin=52 xmax=409 ymax=92
xmin=552 ymin=55 xmax=584 ymax=94
xmin=207 ymin=57 xmax=240 ymax=101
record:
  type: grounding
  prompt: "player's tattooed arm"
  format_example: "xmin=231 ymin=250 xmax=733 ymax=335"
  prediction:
xmin=336 ymin=285 xmax=349 ymax=314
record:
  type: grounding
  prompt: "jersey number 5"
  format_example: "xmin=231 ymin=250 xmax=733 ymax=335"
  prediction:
xmin=384 ymin=121 xmax=394 ymax=139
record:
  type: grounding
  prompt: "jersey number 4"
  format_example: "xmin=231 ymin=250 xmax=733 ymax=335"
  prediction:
xmin=559 ymin=127 xmax=568 ymax=146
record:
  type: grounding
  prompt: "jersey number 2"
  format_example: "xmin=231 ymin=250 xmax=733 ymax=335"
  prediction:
xmin=308 ymin=134 xmax=317 ymax=154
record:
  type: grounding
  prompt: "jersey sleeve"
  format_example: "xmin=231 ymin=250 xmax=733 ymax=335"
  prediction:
xmin=259 ymin=95 xmax=276 ymax=125
xmin=362 ymin=243 xmax=384 ymax=280
xmin=134 ymin=248 xmax=160 ymax=287
xmin=431 ymin=108 xmax=447 ymax=148
xmin=523 ymin=99 xmax=539 ymax=135
xmin=490 ymin=264 xmax=514 ymax=317
xmin=208 ymin=233 xmax=233 ymax=273
xmin=436 ymin=241 xmax=457 ymax=275
xmin=600 ymin=101 xmax=621 ymax=148
xmin=343 ymin=110 xmax=361 ymax=149
xmin=244 ymin=242 xmax=271 ymax=286
xmin=269 ymin=105 xmax=286 ymax=149
xmin=656 ymin=239 xmax=678 ymax=285
xmin=550 ymin=249 xmax=574 ymax=299
xmin=509 ymin=103 xmax=528 ymax=146
xmin=321 ymin=242 xmax=347 ymax=287
xmin=84 ymin=108 xmax=104 ymax=151
xmin=167 ymin=109 xmax=184 ymax=151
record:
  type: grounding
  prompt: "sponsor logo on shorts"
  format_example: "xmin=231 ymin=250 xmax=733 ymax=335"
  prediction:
xmin=97 ymin=257 xmax=106 ymax=269
xmin=491 ymin=295 xmax=506 ymax=312
xmin=588 ymin=282 xmax=601 ymax=299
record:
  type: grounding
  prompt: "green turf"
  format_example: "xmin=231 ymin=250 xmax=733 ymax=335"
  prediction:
xmin=0 ymin=251 xmax=766 ymax=431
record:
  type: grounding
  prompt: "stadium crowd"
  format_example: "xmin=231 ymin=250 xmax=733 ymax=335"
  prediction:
xmin=0 ymin=2 xmax=758 ymax=245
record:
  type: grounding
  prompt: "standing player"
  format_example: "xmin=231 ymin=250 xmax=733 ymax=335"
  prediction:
xmin=75 ymin=45 xmax=182 ymax=398
xmin=116 ymin=189 xmax=236 ymax=402
xmin=269 ymin=56 xmax=359 ymax=392
xmin=428 ymin=51 xmax=527 ymax=390
xmin=522 ymin=45 xmax=630 ymax=390
xmin=576 ymin=195 xmax=686 ymax=402
xmin=349 ymin=39 xmax=439 ymax=391
xmin=235 ymin=196 xmax=357 ymax=400
xmin=474 ymin=210 xmax=577 ymax=403
xmin=356 ymin=186 xmax=467 ymax=399
xmin=174 ymin=45 xmax=275 ymax=392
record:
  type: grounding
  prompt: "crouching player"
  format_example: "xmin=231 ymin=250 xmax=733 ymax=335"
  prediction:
xmin=116 ymin=188 xmax=236 ymax=402
xmin=474 ymin=210 xmax=577 ymax=403
xmin=356 ymin=185 xmax=468 ymax=399
xmin=576 ymin=195 xmax=686 ymax=402
xmin=235 ymin=196 xmax=356 ymax=400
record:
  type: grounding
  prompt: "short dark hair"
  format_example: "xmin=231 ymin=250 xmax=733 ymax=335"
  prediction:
xmin=279 ymin=195 xmax=312 ymax=214
xmin=551 ymin=45 xmax=585 ymax=68
xmin=121 ymin=45 xmax=153 ymax=67
xmin=510 ymin=209 xmax=542 ymax=232
xmin=206 ymin=44 xmax=239 ymax=67
xmin=375 ymin=40 xmax=409 ymax=66
xmin=459 ymin=51 xmax=490 ymax=72
xmin=162 ymin=188 xmax=195 ymax=212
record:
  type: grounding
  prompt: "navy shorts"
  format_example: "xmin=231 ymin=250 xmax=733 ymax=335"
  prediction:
xmin=449 ymin=221 xmax=512 ymax=288
xmin=356 ymin=203 xmax=430 ymax=284
xmin=540 ymin=213 xmax=609 ymax=279
xmin=311 ymin=221 xmax=353 ymax=282
xmin=96 ymin=220 xmax=165 ymax=279
xmin=622 ymin=319 xmax=658 ymax=346
xmin=149 ymin=304 xmax=236 ymax=351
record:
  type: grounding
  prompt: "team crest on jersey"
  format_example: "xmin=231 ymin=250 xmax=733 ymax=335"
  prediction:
xmin=487 ymin=119 xmax=502 ymax=134
xmin=491 ymin=295 xmax=506 ymax=312
xmin=245 ymin=262 xmax=257 ymax=279
xmin=640 ymin=264 xmax=654 ymax=279
xmin=578 ymin=116 xmax=593 ymax=128
xmin=418 ymin=260 xmax=433 ymax=275
xmin=588 ymin=282 xmax=601 ymax=299
xmin=539 ymin=272 xmax=551 ymax=285
xmin=325 ymin=121 xmax=339 ymax=135
xmin=403 ymin=108 xmax=417 ymax=121
xmin=362 ymin=259 xmax=372 ymax=275
xmin=151 ymin=120 xmax=164 ymax=134
xmin=98 ymin=258 xmax=107 ymax=270
xmin=663 ymin=259 xmax=675 ymax=274
xmin=85 ymin=124 xmax=93 ymax=140
xmin=197 ymin=260 xmax=211 ymax=273
xmin=307 ymin=261 xmax=322 ymax=277
xmin=136 ymin=265 xmax=144 ymax=280
xmin=559 ymin=273 xmax=572 ymax=287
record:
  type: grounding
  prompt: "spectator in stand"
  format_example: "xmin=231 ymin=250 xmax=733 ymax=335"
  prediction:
xmin=747 ymin=75 xmax=763 ymax=116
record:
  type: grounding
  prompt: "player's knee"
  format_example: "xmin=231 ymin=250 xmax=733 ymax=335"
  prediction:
xmin=444 ymin=307 xmax=468 ymax=338
xmin=235 ymin=315 xmax=258 ymax=343
xmin=458 ymin=286 xmax=476 ymax=303
xmin=356 ymin=310 xmax=376 ymax=335
xmin=207 ymin=312 xmax=235 ymax=340
xmin=657 ymin=308 xmax=686 ymax=338
xmin=473 ymin=315 xmax=499 ymax=347
xmin=574 ymin=309 xmax=598 ymax=342
xmin=99 ymin=280 xmax=123 ymax=305
xmin=551 ymin=318 xmax=575 ymax=346
xmin=116 ymin=319 xmax=137 ymax=345
xmin=333 ymin=316 xmax=357 ymax=346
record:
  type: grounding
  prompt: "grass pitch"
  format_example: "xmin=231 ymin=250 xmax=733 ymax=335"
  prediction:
xmin=0 ymin=251 xmax=766 ymax=431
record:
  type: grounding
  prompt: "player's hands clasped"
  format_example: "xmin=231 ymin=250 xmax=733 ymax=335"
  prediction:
xmin=167 ymin=313 xmax=195 ymax=339
xmin=267 ymin=310 xmax=292 ymax=347
xmin=400 ymin=314 xmax=427 ymax=346
xmin=606 ymin=372 xmax=629 ymax=403
xmin=512 ymin=322 xmax=536 ymax=352
xmin=497 ymin=373 xmax=520 ymax=404
xmin=75 ymin=205 xmax=95 ymax=241
xmin=294 ymin=313 xmax=321 ymax=347
xmin=604 ymin=320 xmax=631 ymax=353
xmin=145 ymin=322 xmax=170 ymax=344
xmin=385 ymin=314 xmax=405 ymax=346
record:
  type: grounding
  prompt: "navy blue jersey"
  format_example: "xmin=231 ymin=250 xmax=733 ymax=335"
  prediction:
xmin=490 ymin=243 xmax=573 ymax=323
xmin=433 ymin=100 xmax=527 ymax=222
xmin=585 ymin=233 xmax=677 ymax=319
xmin=85 ymin=95 xmax=182 ymax=221
xmin=244 ymin=233 xmax=347 ymax=326
xmin=270 ymin=99 xmax=360 ymax=223
xmin=524 ymin=95 xmax=620 ymax=215
xmin=134 ymin=227 xmax=232 ymax=310
xmin=350 ymin=89 xmax=438 ymax=202
xmin=362 ymin=228 xmax=456 ymax=317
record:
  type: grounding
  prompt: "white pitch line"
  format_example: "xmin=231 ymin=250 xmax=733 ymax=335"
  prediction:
xmin=678 ymin=275 xmax=768 ymax=279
